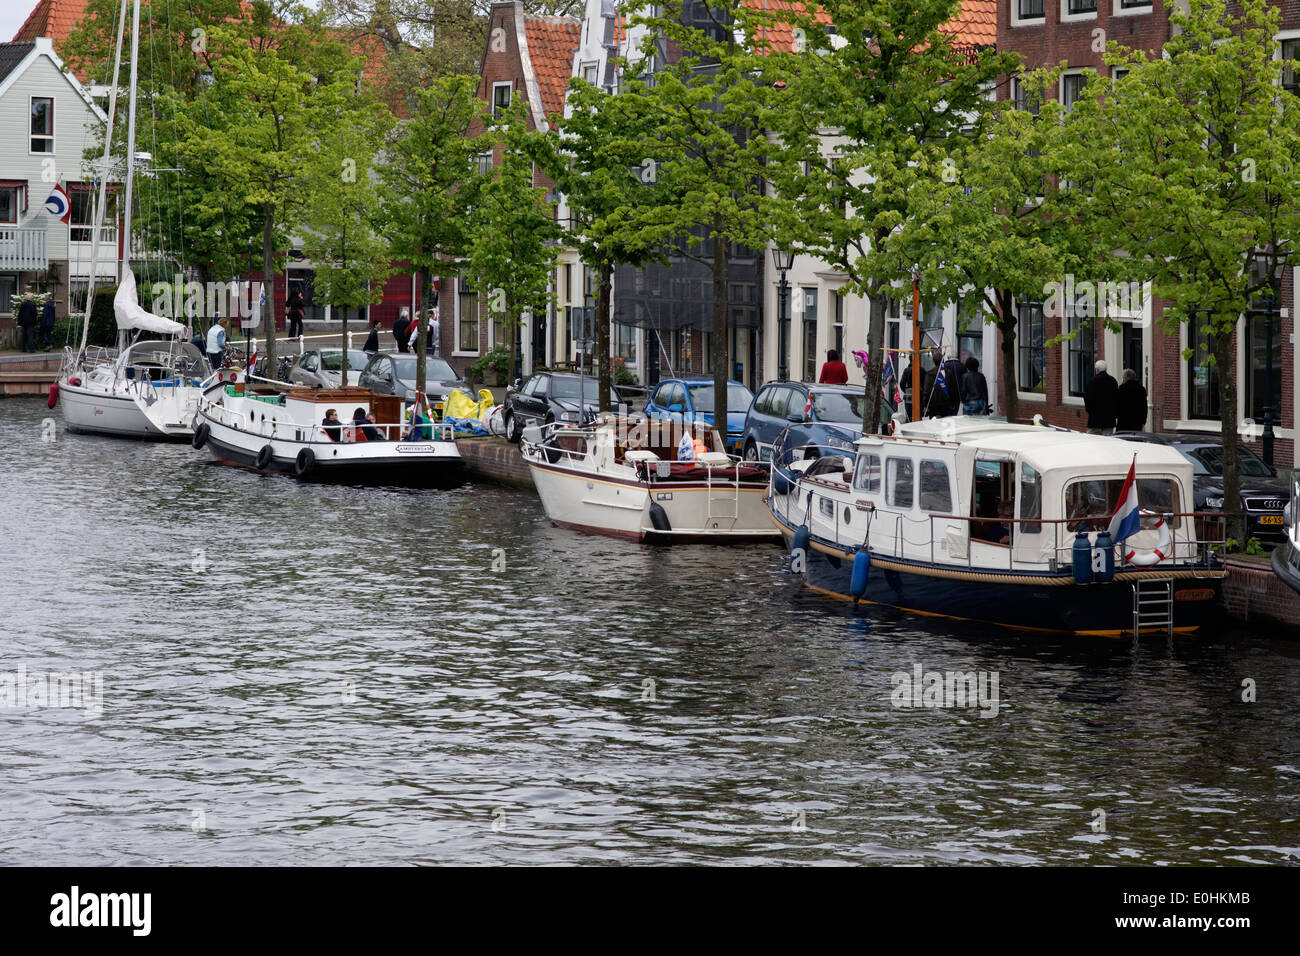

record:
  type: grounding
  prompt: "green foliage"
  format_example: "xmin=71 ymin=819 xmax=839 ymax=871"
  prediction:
xmin=469 ymin=347 xmax=511 ymax=383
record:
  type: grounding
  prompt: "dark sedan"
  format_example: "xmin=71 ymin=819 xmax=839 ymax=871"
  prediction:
xmin=1114 ymin=431 xmax=1288 ymax=539
xmin=357 ymin=352 xmax=466 ymax=418
xmin=503 ymin=372 xmax=618 ymax=442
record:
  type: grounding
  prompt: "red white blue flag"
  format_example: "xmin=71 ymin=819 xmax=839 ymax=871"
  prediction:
xmin=44 ymin=182 xmax=71 ymax=223
xmin=1107 ymin=455 xmax=1142 ymax=543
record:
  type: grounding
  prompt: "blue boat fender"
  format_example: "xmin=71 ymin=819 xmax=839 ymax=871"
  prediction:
xmin=1072 ymin=531 xmax=1093 ymax=584
xmin=773 ymin=467 xmax=795 ymax=497
xmin=1093 ymin=530 xmax=1115 ymax=582
xmin=791 ymin=525 xmax=810 ymax=570
xmin=850 ymin=549 xmax=871 ymax=600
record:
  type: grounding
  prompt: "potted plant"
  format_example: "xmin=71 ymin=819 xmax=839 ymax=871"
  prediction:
xmin=469 ymin=346 xmax=510 ymax=387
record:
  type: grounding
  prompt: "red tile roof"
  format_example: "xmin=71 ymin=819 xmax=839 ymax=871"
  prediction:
xmin=12 ymin=0 xmax=90 ymax=77
xmin=524 ymin=14 xmax=580 ymax=119
xmin=747 ymin=0 xmax=995 ymax=54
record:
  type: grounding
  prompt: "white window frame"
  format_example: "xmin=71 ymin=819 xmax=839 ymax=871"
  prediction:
xmin=491 ymin=82 xmax=512 ymax=121
xmin=581 ymin=61 xmax=598 ymax=86
xmin=1011 ymin=0 xmax=1046 ymax=29
xmin=1275 ymin=30 xmax=1300 ymax=94
xmin=1060 ymin=69 xmax=1088 ymax=113
xmin=1061 ymin=0 xmax=1098 ymax=24
xmin=29 ymin=96 xmax=54 ymax=154
xmin=0 ymin=185 xmax=19 ymax=224
xmin=1112 ymin=0 xmax=1153 ymax=19
xmin=454 ymin=274 xmax=480 ymax=357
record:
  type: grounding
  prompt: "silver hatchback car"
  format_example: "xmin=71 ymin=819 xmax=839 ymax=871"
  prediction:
xmin=287 ymin=349 xmax=368 ymax=388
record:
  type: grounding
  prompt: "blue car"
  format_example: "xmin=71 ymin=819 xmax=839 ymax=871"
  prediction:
xmin=741 ymin=381 xmax=895 ymax=461
xmin=643 ymin=378 xmax=753 ymax=452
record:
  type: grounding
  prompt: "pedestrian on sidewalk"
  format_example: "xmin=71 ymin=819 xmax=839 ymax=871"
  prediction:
xmin=393 ymin=308 xmax=411 ymax=353
xmin=17 ymin=294 xmax=38 ymax=352
xmin=818 ymin=349 xmax=848 ymax=384
xmin=38 ymin=297 xmax=56 ymax=351
xmin=362 ymin=317 xmax=380 ymax=354
xmin=428 ymin=309 xmax=440 ymax=355
xmin=1116 ymin=368 xmax=1148 ymax=432
xmin=960 ymin=356 xmax=989 ymax=415
xmin=1084 ymin=360 xmax=1119 ymax=435
xmin=286 ymin=287 xmax=305 ymax=338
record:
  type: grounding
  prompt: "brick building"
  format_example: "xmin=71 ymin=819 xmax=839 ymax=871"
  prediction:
xmin=998 ymin=0 xmax=1297 ymax=470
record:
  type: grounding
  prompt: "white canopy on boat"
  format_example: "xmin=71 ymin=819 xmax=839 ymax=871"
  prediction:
xmin=114 ymin=268 xmax=185 ymax=335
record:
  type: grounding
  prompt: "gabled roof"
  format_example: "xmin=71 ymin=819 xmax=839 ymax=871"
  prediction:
xmin=0 ymin=41 xmax=35 ymax=83
xmin=12 ymin=0 xmax=90 ymax=78
xmin=748 ymin=0 xmax=996 ymax=54
xmin=0 ymin=37 xmax=105 ymax=119
xmin=524 ymin=14 xmax=582 ymax=118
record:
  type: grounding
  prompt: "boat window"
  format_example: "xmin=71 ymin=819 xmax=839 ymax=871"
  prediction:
xmin=1064 ymin=478 xmax=1181 ymax=530
xmin=886 ymin=458 xmax=914 ymax=509
xmin=919 ymin=460 xmax=952 ymax=513
xmin=1020 ymin=463 xmax=1042 ymax=533
xmin=853 ymin=452 xmax=881 ymax=492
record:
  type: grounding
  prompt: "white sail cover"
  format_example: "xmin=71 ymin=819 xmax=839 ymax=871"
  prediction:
xmin=114 ymin=268 xmax=185 ymax=334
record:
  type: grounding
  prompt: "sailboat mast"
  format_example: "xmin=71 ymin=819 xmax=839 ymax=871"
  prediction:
xmin=120 ymin=0 xmax=142 ymax=281
xmin=78 ymin=0 xmax=129 ymax=354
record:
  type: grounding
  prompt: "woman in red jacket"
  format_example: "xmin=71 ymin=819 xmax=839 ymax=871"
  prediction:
xmin=818 ymin=349 xmax=848 ymax=384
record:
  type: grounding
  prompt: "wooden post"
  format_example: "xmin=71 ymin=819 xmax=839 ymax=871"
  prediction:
xmin=911 ymin=268 xmax=921 ymax=424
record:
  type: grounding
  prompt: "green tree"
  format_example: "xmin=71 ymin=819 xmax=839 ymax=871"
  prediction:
xmin=466 ymin=104 xmax=561 ymax=393
xmin=769 ymin=0 xmax=1014 ymax=432
xmin=377 ymin=74 xmax=482 ymax=393
xmin=1057 ymin=0 xmax=1300 ymax=541
xmin=300 ymin=101 xmax=393 ymax=387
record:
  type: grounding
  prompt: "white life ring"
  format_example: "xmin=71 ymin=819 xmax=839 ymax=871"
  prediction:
xmin=1124 ymin=511 xmax=1171 ymax=566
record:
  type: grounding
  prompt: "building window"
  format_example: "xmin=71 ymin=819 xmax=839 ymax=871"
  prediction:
xmin=475 ymin=152 xmax=493 ymax=175
xmin=1061 ymin=72 xmax=1087 ymax=111
xmin=1018 ymin=0 xmax=1045 ymax=20
xmin=1247 ymin=297 xmax=1283 ymax=422
xmin=832 ymin=290 xmax=844 ymax=357
xmin=1111 ymin=67 xmax=1129 ymax=85
xmin=1066 ymin=0 xmax=1097 ymax=15
xmin=492 ymin=82 xmax=511 ymax=120
xmin=957 ymin=302 xmax=984 ymax=367
xmin=615 ymin=322 xmax=637 ymax=365
xmin=0 ymin=187 xmax=17 ymax=224
xmin=581 ymin=61 xmax=598 ymax=85
xmin=1117 ymin=0 xmax=1152 ymax=9
xmin=1186 ymin=319 xmax=1219 ymax=421
xmin=1011 ymin=75 xmax=1042 ymax=116
xmin=0 ymin=274 xmax=16 ymax=314
xmin=69 ymin=186 xmax=94 ymax=242
xmin=1018 ymin=300 xmax=1046 ymax=394
xmin=31 ymin=97 xmax=53 ymax=153
xmin=1282 ymin=38 xmax=1300 ymax=94
xmin=457 ymin=275 xmax=479 ymax=354
xmin=801 ymin=287 xmax=818 ymax=382
xmin=1065 ymin=295 xmax=1095 ymax=398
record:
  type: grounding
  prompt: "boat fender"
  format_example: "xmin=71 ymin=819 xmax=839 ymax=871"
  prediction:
xmin=850 ymin=549 xmax=871 ymax=600
xmin=295 ymin=447 xmax=316 ymax=478
xmin=69 ymin=376 xmax=81 ymax=387
xmin=1072 ymin=531 xmax=1093 ymax=584
xmin=1093 ymin=530 xmax=1115 ymax=582
xmin=791 ymin=525 xmax=810 ymax=570
xmin=1124 ymin=513 xmax=1171 ymax=567
xmin=544 ymin=442 xmax=562 ymax=465
xmin=46 ymin=382 xmax=59 ymax=409
xmin=256 ymin=444 xmax=275 ymax=471
xmin=191 ymin=422 xmax=211 ymax=449
xmin=649 ymin=502 xmax=672 ymax=533
xmin=773 ymin=466 xmax=796 ymax=496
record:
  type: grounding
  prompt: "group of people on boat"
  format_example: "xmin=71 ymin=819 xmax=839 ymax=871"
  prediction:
xmin=322 ymin=407 xmax=383 ymax=443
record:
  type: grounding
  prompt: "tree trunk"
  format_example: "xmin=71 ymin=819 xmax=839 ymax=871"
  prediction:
xmin=712 ymin=216 xmax=729 ymax=448
xmin=863 ymin=290 xmax=887 ymax=434
xmin=596 ymin=258 xmax=612 ymax=413
xmin=997 ymin=289 xmax=1018 ymax=423
xmin=1212 ymin=324 xmax=1243 ymax=544
xmin=339 ymin=305 xmax=349 ymax=388
xmin=416 ymin=275 xmax=427 ymax=395
xmin=261 ymin=205 xmax=277 ymax=382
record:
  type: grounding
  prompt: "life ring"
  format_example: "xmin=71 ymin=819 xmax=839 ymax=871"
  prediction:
xmin=255 ymin=444 xmax=274 ymax=471
xmin=887 ymin=418 xmax=897 ymax=436
xmin=191 ymin=422 xmax=211 ymax=449
xmin=1124 ymin=511 xmax=1171 ymax=566
xmin=46 ymin=382 xmax=59 ymax=409
xmin=295 ymin=447 xmax=316 ymax=478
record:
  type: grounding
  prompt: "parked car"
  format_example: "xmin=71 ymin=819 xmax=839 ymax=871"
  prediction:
xmin=741 ymin=381 xmax=895 ymax=461
xmin=504 ymin=372 xmax=618 ymax=442
xmin=1114 ymin=431 xmax=1288 ymax=539
xmin=287 ymin=349 xmax=368 ymax=388
xmin=643 ymin=378 xmax=753 ymax=453
xmin=357 ymin=352 xmax=466 ymax=418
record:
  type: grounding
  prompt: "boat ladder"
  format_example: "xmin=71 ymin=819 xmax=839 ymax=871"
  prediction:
xmin=705 ymin=466 xmax=739 ymax=523
xmin=1132 ymin=577 xmax=1174 ymax=637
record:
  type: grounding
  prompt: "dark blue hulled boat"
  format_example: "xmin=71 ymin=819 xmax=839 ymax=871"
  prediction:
xmin=1272 ymin=476 xmax=1300 ymax=595
xmin=768 ymin=418 xmax=1226 ymax=637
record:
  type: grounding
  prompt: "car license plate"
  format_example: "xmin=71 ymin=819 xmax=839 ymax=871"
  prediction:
xmin=1260 ymin=515 xmax=1284 ymax=526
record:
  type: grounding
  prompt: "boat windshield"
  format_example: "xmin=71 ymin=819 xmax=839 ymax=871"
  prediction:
xmin=687 ymin=383 xmax=753 ymax=414
xmin=321 ymin=350 xmax=368 ymax=372
xmin=1064 ymin=477 xmax=1181 ymax=530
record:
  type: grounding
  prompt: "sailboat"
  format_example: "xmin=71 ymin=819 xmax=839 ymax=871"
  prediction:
xmin=53 ymin=0 xmax=212 ymax=439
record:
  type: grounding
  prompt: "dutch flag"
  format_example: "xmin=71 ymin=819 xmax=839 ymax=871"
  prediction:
xmin=1107 ymin=456 xmax=1142 ymax=543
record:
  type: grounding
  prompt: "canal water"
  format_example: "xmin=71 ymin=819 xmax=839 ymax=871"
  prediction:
xmin=0 ymin=398 xmax=1296 ymax=865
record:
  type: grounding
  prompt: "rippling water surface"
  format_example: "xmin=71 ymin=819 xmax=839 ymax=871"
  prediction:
xmin=0 ymin=398 xmax=1297 ymax=865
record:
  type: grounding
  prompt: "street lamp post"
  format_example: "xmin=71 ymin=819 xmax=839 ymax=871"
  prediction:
xmin=773 ymin=248 xmax=794 ymax=381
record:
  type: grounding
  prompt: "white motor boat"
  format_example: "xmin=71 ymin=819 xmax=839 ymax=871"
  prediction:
xmin=520 ymin=415 xmax=778 ymax=543
xmin=1273 ymin=474 xmax=1300 ymax=595
xmin=194 ymin=376 xmax=462 ymax=483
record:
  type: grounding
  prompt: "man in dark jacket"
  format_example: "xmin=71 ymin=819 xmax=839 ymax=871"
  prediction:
xmin=393 ymin=309 xmax=411 ymax=353
xmin=1116 ymin=368 xmax=1148 ymax=432
xmin=938 ymin=354 xmax=966 ymax=417
xmin=38 ymin=297 xmax=56 ymax=350
xmin=362 ymin=317 xmax=380 ymax=354
xmin=1084 ymin=360 xmax=1119 ymax=434
xmin=960 ymin=356 xmax=989 ymax=415
xmin=16 ymin=294 xmax=38 ymax=352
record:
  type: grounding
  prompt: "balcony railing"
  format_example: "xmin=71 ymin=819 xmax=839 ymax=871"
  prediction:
xmin=0 ymin=227 xmax=48 ymax=270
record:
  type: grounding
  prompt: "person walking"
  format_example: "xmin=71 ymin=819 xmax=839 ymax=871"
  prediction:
xmin=38 ymin=296 xmax=56 ymax=351
xmin=393 ymin=308 xmax=411 ymax=353
xmin=818 ymin=349 xmax=848 ymax=384
xmin=1084 ymin=359 xmax=1119 ymax=435
xmin=959 ymin=356 xmax=989 ymax=416
xmin=428 ymin=308 xmax=440 ymax=355
xmin=17 ymin=293 xmax=38 ymax=353
xmin=362 ymin=317 xmax=380 ymax=354
xmin=206 ymin=317 xmax=229 ymax=370
xmin=1116 ymin=368 xmax=1148 ymax=432
xmin=286 ymin=287 xmax=305 ymax=338
xmin=938 ymin=352 xmax=967 ymax=417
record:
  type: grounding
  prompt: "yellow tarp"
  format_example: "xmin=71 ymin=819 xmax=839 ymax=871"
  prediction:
xmin=442 ymin=388 xmax=496 ymax=421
